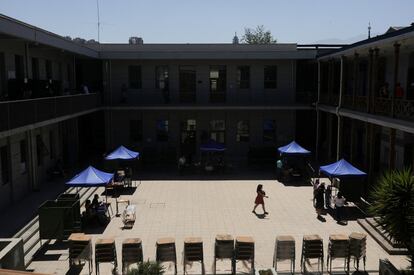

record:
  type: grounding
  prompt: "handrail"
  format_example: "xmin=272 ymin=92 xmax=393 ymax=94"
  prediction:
xmin=0 ymin=93 xmax=98 ymax=104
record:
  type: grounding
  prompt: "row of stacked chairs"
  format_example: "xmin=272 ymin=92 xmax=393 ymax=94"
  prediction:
xmin=68 ymin=232 xmax=367 ymax=275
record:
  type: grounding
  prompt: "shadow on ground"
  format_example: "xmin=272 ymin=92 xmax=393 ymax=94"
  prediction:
xmin=33 ymin=240 xmax=68 ymax=262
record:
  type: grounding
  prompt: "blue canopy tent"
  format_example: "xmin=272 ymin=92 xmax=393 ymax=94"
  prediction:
xmin=105 ymin=146 xmax=139 ymax=186
xmin=319 ymin=159 xmax=366 ymax=201
xmin=66 ymin=166 xmax=114 ymax=201
xmin=277 ymin=141 xmax=311 ymax=182
xmin=105 ymin=145 xmax=139 ymax=160
xmin=278 ymin=141 xmax=311 ymax=155
xmin=319 ymin=159 xmax=366 ymax=178
xmin=200 ymin=139 xmax=226 ymax=152
xmin=199 ymin=140 xmax=226 ymax=171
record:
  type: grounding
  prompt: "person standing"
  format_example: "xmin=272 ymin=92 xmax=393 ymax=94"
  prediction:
xmin=314 ymin=184 xmax=325 ymax=218
xmin=276 ymin=158 xmax=283 ymax=180
xmin=334 ymin=192 xmax=346 ymax=223
xmin=325 ymin=185 xmax=332 ymax=209
xmin=395 ymin=82 xmax=404 ymax=98
xmin=252 ymin=184 xmax=269 ymax=215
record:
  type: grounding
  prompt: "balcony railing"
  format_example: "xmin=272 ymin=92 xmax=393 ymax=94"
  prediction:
xmin=210 ymin=92 xmax=226 ymax=103
xmin=342 ymin=95 xmax=354 ymax=108
xmin=353 ymin=96 xmax=368 ymax=112
xmin=0 ymin=93 xmax=101 ymax=133
xmin=179 ymin=92 xmax=196 ymax=103
xmin=320 ymin=94 xmax=414 ymax=122
xmin=373 ymin=97 xmax=392 ymax=116
xmin=394 ymin=99 xmax=414 ymax=120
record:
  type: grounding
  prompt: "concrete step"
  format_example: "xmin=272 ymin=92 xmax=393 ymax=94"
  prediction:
xmin=365 ymin=218 xmax=405 ymax=248
xmin=357 ymin=218 xmax=408 ymax=255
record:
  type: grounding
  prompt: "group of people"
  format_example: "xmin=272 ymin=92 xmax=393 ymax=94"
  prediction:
xmin=379 ymin=82 xmax=404 ymax=98
xmin=82 ymin=194 xmax=109 ymax=226
xmin=313 ymin=180 xmax=346 ymax=223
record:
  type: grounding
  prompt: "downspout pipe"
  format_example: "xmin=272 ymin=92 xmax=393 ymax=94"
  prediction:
xmin=336 ymin=56 xmax=344 ymax=160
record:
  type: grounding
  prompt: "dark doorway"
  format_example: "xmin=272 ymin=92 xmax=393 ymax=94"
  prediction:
xmin=179 ymin=66 xmax=196 ymax=103
xmin=180 ymin=119 xmax=197 ymax=164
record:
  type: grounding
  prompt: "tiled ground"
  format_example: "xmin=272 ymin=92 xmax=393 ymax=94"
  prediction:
xmin=28 ymin=179 xmax=410 ymax=274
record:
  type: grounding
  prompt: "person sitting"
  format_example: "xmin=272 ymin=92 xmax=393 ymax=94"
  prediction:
xmin=92 ymin=194 xmax=101 ymax=209
xmin=82 ymin=199 xmax=96 ymax=226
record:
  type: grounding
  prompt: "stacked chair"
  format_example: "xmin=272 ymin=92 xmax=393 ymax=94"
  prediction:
xmin=301 ymin=234 xmax=324 ymax=274
xmin=183 ymin=237 xmax=204 ymax=274
xmin=349 ymin=232 xmax=367 ymax=271
xmin=122 ymin=238 xmax=143 ymax=274
xmin=95 ymin=238 xmax=117 ymax=275
xmin=233 ymin=236 xmax=255 ymax=274
xmin=68 ymin=233 xmax=92 ymax=274
xmin=273 ymin=235 xmax=295 ymax=274
xmin=156 ymin=237 xmax=177 ymax=275
xmin=214 ymin=234 xmax=234 ymax=274
xmin=327 ymin=234 xmax=350 ymax=273
xmin=62 ymin=233 xmax=368 ymax=274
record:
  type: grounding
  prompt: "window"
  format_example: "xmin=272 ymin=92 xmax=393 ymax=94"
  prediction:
xmin=263 ymin=119 xmax=277 ymax=142
xmin=264 ymin=65 xmax=277 ymax=89
xmin=155 ymin=66 xmax=169 ymax=90
xmin=209 ymin=66 xmax=226 ymax=93
xmin=32 ymin=58 xmax=39 ymax=80
xmin=236 ymin=121 xmax=250 ymax=142
xmin=0 ymin=145 xmax=9 ymax=185
xmin=237 ymin=66 xmax=250 ymax=89
xmin=128 ymin=65 xmax=142 ymax=89
xmin=181 ymin=119 xmax=196 ymax=131
xmin=209 ymin=120 xmax=226 ymax=143
xmin=20 ymin=140 xmax=27 ymax=174
xmin=130 ymin=120 xmax=143 ymax=142
xmin=15 ymin=55 xmax=24 ymax=79
xmin=156 ymin=120 xmax=169 ymax=142
xmin=45 ymin=60 xmax=52 ymax=80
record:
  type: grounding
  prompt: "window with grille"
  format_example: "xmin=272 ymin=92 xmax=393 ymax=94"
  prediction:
xmin=128 ymin=65 xmax=142 ymax=89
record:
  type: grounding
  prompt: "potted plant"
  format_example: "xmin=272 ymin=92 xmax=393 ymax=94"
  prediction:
xmin=127 ymin=260 xmax=165 ymax=275
xmin=370 ymin=168 xmax=414 ymax=271
xmin=255 ymin=267 xmax=277 ymax=275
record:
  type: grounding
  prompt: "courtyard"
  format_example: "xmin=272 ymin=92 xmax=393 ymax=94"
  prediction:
xmin=27 ymin=179 xmax=410 ymax=274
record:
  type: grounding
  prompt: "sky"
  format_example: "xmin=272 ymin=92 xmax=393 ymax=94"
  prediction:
xmin=0 ymin=0 xmax=413 ymax=44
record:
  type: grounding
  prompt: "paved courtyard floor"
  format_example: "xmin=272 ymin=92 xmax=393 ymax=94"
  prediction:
xmin=28 ymin=179 xmax=410 ymax=274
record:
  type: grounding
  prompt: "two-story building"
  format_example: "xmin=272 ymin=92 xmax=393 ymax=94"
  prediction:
xmin=93 ymin=43 xmax=319 ymax=165
xmin=316 ymin=24 xmax=414 ymax=193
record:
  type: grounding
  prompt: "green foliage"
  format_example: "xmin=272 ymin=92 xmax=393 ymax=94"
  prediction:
xmin=127 ymin=260 xmax=165 ymax=275
xmin=369 ymin=168 xmax=414 ymax=269
xmin=241 ymin=25 xmax=277 ymax=44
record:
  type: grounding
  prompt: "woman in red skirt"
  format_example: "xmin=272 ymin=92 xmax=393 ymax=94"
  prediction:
xmin=252 ymin=184 xmax=269 ymax=215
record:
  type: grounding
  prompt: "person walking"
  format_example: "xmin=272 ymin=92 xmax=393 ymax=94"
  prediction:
xmin=252 ymin=184 xmax=269 ymax=215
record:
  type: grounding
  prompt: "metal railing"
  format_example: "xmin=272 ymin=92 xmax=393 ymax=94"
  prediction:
xmin=0 ymin=93 xmax=101 ymax=133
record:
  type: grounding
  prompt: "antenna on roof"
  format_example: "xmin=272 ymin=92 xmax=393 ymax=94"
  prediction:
xmin=96 ymin=0 xmax=101 ymax=43
xmin=368 ymin=22 xmax=371 ymax=39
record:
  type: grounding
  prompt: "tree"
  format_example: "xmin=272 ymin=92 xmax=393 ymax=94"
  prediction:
xmin=241 ymin=25 xmax=277 ymax=44
xmin=369 ymin=168 xmax=414 ymax=270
